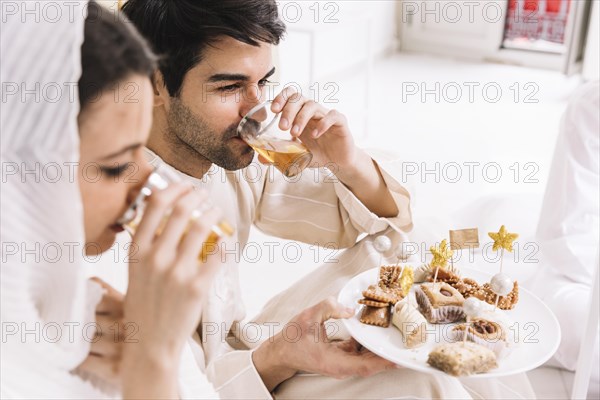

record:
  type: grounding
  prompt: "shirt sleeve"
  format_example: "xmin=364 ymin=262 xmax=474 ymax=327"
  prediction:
xmin=205 ymin=350 xmax=272 ymax=400
xmin=254 ymin=149 xmax=412 ymax=248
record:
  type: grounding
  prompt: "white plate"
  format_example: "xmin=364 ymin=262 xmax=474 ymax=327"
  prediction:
xmin=338 ymin=267 xmax=561 ymax=378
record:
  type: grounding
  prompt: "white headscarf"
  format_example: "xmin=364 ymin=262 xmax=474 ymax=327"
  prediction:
xmin=1 ymin=1 xmax=107 ymax=398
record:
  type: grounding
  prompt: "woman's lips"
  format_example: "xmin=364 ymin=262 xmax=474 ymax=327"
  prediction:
xmin=110 ymin=223 xmax=125 ymax=233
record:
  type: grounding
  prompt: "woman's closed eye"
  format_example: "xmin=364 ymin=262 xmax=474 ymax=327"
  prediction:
xmin=101 ymin=163 xmax=131 ymax=177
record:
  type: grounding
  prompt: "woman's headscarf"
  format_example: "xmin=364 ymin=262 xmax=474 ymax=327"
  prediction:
xmin=1 ymin=2 xmax=106 ymax=397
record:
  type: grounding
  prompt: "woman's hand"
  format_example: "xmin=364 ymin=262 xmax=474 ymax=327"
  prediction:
xmin=121 ymin=183 xmax=223 ymax=398
xmin=78 ymin=278 xmax=125 ymax=387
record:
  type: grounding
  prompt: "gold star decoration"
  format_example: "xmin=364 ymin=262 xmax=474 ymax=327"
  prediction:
xmin=430 ymin=239 xmax=454 ymax=269
xmin=488 ymin=225 xmax=519 ymax=252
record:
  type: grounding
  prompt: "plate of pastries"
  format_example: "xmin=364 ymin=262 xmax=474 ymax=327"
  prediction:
xmin=338 ymin=262 xmax=561 ymax=377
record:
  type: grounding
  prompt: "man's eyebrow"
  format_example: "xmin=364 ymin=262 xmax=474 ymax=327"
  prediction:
xmin=101 ymin=143 xmax=142 ymax=160
xmin=207 ymin=73 xmax=249 ymax=83
xmin=261 ymin=67 xmax=276 ymax=81
xmin=207 ymin=67 xmax=276 ymax=83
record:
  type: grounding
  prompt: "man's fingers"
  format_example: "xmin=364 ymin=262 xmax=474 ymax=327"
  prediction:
xmin=333 ymin=337 xmax=362 ymax=353
xmin=271 ymin=87 xmax=300 ymax=114
xmin=324 ymin=345 xmax=396 ymax=379
xmin=311 ymin=109 xmax=345 ymax=139
xmin=313 ymin=297 xmax=354 ymax=324
xmin=290 ymin=100 xmax=321 ymax=138
xmin=278 ymin=92 xmax=304 ymax=132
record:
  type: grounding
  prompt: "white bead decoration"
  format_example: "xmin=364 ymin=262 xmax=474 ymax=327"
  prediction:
xmin=373 ymin=235 xmax=392 ymax=253
xmin=463 ymin=297 xmax=483 ymax=318
xmin=490 ymin=273 xmax=513 ymax=296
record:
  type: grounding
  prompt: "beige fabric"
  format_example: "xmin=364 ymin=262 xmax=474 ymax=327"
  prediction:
xmin=273 ymin=369 xmax=471 ymax=400
xmin=272 ymin=370 xmax=533 ymax=400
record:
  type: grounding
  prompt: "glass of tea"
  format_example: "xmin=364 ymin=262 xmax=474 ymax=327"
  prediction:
xmin=237 ymin=100 xmax=313 ymax=177
xmin=117 ymin=162 xmax=234 ymax=261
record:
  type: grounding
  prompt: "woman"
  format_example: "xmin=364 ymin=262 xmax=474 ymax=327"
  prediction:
xmin=1 ymin=2 xmax=220 ymax=398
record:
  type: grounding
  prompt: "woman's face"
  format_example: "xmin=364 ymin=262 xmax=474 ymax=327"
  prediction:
xmin=78 ymin=75 xmax=154 ymax=255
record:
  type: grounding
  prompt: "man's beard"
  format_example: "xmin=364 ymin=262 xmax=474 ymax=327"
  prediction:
xmin=166 ymin=98 xmax=254 ymax=171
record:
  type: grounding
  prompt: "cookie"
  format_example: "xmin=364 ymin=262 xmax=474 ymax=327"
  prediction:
xmin=415 ymin=283 xmax=465 ymax=324
xmin=362 ymin=284 xmax=403 ymax=304
xmin=379 ymin=266 xmax=401 ymax=287
xmin=359 ymin=305 xmax=391 ymax=327
xmin=358 ymin=298 xmax=389 ymax=307
xmin=428 ymin=342 xmax=497 ymax=376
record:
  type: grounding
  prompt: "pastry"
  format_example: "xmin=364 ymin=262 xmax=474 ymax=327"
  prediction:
xmin=363 ymin=284 xmax=403 ymax=304
xmin=359 ymin=305 xmax=391 ymax=327
xmin=428 ymin=268 xmax=462 ymax=286
xmin=414 ymin=264 xmax=432 ymax=283
xmin=358 ymin=266 xmax=411 ymax=328
xmin=416 ymin=262 xmax=461 ymax=283
xmin=479 ymin=281 xmax=519 ymax=310
xmin=379 ymin=265 xmax=414 ymax=297
xmin=427 ymin=342 xmax=497 ymax=376
xmin=379 ymin=266 xmax=401 ymax=287
xmin=415 ymin=282 xmax=465 ymax=323
xmin=431 ymin=269 xmax=519 ymax=310
xmin=452 ymin=318 xmax=510 ymax=358
xmin=392 ymin=299 xmax=427 ymax=348
xmin=357 ymin=298 xmax=389 ymax=307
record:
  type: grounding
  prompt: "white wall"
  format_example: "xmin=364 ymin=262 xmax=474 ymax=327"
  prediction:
xmin=277 ymin=1 xmax=397 ymax=86
xmin=398 ymin=0 xmax=506 ymax=59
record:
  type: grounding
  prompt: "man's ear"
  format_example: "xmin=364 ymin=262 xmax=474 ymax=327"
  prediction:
xmin=152 ymin=70 xmax=169 ymax=109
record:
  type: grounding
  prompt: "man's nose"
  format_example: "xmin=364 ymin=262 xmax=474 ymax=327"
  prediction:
xmin=239 ymin=84 xmax=264 ymax=117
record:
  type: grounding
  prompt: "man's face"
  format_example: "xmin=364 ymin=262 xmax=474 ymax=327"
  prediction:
xmin=166 ymin=36 xmax=275 ymax=171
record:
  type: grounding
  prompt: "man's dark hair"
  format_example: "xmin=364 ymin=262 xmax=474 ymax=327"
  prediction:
xmin=79 ymin=1 xmax=157 ymax=108
xmin=122 ymin=0 xmax=286 ymax=96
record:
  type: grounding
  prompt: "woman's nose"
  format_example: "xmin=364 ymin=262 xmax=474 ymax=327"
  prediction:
xmin=128 ymin=159 xmax=153 ymax=202
xmin=132 ymin=158 xmax=154 ymax=191
xmin=137 ymin=159 xmax=153 ymax=183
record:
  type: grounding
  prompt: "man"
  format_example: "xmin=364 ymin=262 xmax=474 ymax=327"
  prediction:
xmin=121 ymin=1 xmax=533 ymax=398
